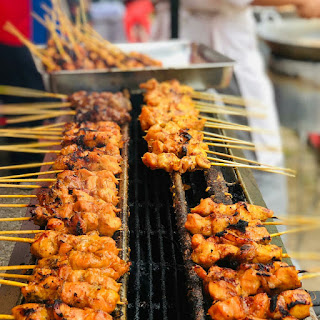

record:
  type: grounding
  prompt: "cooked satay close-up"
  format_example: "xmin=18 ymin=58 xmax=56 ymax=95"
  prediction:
xmin=194 ymin=262 xmax=301 ymax=301
xmin=30 ymin=230 xmax=119 ymax=258
xmin=32 ymin=194 xmax=121 ymax=236
xmin=208 ymin=289 xmax=312 ymax=320
xmin=191 ymin=234 xmax=283 ymax=268
xmin=12 ymin=302 xmax=113 ymax=320
xmin=37 ymin=251 xmax=130 ymax=276
xmin=37 ymin=169 xmax=120 ymax=207
xmin=21 ymin=279 xmax=120 ymax=313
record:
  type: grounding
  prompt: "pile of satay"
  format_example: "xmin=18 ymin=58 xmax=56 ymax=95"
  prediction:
xmin=139 ymin=79 xmax=313 ymax=320
xmin=3 ymin=1 xmax=162 ymax=73
xmin=4 ymin=91 xmax=132 ymax=319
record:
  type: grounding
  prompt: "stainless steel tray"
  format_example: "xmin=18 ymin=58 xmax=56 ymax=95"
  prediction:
xmin=35 ymin=40 xmax=234 ymax=93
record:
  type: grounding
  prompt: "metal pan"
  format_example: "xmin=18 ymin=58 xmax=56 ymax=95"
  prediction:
xmin=258 ymin=18 xmax=320 ymax=61
xmin=33 ymin=40 xmax=234 ymax=93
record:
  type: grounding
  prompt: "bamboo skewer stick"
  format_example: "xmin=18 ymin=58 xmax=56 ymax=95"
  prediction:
xmin=206 ymin=150 xmax=295 ymax=174
xmin=204 ymin=136 xmax=255 ymax=146
xmin=206 ymin=142 xmax=256 ymax=151
xmin=208 ymin=157 xmax=295 ymax=177
xmin=0 ymin=185 xmax=43 ymax=189
xmin=0 ymin=315 xmax=14 ymax=319
xmin=0 ymin=102 xmax=71 ymax=110
xmin=0 ymin=133 xmax=61 ymax=141
xmin=0 ymin=170 xmax=62 ymax=180
xmin=0 ymin=265 xmax=36 ymax=271
xmin=0 ymin=195 xmax=36 ymax=199
xmin=205 ymin=122 xmax=274 ymax=135
xmin=0 ymin=279 xmax=27 ymax=287
xmin=0 ymin=142 xmax=61 ymax=149
xmin=0 ymin=148 xmax=60 ymax=154
xmin=192 ymin=91 xmax=266 ymax=108
xmin=34 ymin=122 xmax=66 ymax=130
xmin=0 ymin=162 xmax=54 ymax=171
xmin=0 ymin=217 xmax=30 ymax=221
xmin=299 ymin=272 xmax=320 ymax=281
xmin=0 ymin=107 xmax=72 ymax=115
xmin=0 ymin=128 xmax=63 ymax=136
xmin=0 ymin=204 xmax=33 ymax=207
xmin=0 ymin=273 xmax=31 ymax=280
xmin=203 ymin=131 xmax=255 ymax=146
xmin=197 ymin=104 xmax=266 ymax=118
xmin=0 ymin=236 xmax=34 ymax=243
xmin=0 ymin=179 xmax=56 ymax=183
xmin=0 ymin=230 xmax=42 ymax=235
xmin=6 ymin=112 xmax=73 ymax=125
xmin=270 ymin=226 xmax=319 ymax=238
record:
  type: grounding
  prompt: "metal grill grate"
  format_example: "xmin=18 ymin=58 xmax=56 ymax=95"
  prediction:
xmin=127 ymin=95 xmax=190 ymax=320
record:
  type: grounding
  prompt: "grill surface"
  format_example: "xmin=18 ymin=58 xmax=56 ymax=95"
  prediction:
xmin=127 ymin=95 xmax=248 ymax=320
xmin=128 ymin=95 xmax=190 ymax=320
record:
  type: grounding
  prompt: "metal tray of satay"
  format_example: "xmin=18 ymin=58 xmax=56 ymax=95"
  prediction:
xmin=35 ymin=40 xmax=234 ymax=93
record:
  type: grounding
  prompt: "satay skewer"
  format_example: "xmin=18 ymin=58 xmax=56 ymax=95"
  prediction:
xmin=0 ymin=85 xmax=67 ymax=99
xmin=0 ymin=162 xmax=54 ymax=171
xmin=207 ymin=150 xmax=295 ymax=173
xmin=0 ymin=170 xmax=63 ymax=180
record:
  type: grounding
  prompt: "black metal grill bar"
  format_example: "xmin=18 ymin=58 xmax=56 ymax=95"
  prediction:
xmin=143 ymin=169 xmax=154 ymax=319
xmin=154 ymin=177 xmax=168 ymax=320
xmin=131 ymin=108 xmax=142 ymax=320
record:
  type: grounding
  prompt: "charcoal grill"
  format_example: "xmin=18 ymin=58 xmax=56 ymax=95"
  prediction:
xmin=0 ymin=93 xmax=318 ymax=320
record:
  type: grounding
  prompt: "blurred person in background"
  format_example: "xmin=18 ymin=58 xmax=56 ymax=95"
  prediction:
xmin=90 ymin=0 xmax=126 ymax=42
xmin=124 ymin=0 xmax=154 ymax=42
xmin=0 ymin=0 xmax=45 ymax=102
xmin=129 ymin=0 xmax=320 ymax=213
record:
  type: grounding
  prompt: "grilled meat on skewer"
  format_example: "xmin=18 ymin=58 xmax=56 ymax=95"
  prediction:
xmin=30 ymin=231 xmax=119 ymax=258
xmin=37 ymin=169 xmax=120 ymax=207
xmin=191 ymin=234 xmax=282 ymax=268
xmin=32 ymin=195 xmax=121 ymax=236
xmin=140 ymin=78 xmax=194 ymax=103
xmin=37 ymin=251 xmax=130 ymax=275
xmin=185 ymin=212 xmax=267 ymax=236
xmin=208 ymin=289 xmax=312 ymax=320
xmin=12 ymin=302 xmax=113 ymax=320
xmin=191 ymin=198 xmax=274 ymax=220
xmin=139 ymin=105 xmax=205 ymax=131
xmin=30 ymin=267 xmax=121 ymax=289
xmin=142 ymin=152 xmax=211 ymax=173
xmin=22 ymin=281 xmax=120 ymax=313
xmin=195 ymin=262 xmax=301 ymax=301
xmin=68 ymin=91 xmax=132 ymax=125
xmin=53 ymin=149 xmax=122 ymax=173
xmin=62 ymin=121 xmax=123 ymax=149
xmin=145 ymin=122 xmax=208 ymax=157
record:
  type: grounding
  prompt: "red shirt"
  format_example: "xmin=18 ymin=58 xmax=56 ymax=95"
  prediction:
xmin=0 ymin=0 xmax=31 ymax=46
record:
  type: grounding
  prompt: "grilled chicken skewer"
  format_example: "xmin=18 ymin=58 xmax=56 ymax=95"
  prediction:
xmin=194 ymin=262 xmax=301 ymax=301
xmin=191 ymin=197 xmax=273 ymax=220
xmin=208 ymin=289 xmax=312 ymax=320
xmin=32 ymin=193 xmax=121 ymax=237
xmin=191 ymin=234 xmax=283 ymax=268
xmin=12 ymin=302 xmax=113 ymax=320
xmin=30 ymin=230 xmax=119 ymax=258
xmin=21 ymin=279 xmax=120 ymax=313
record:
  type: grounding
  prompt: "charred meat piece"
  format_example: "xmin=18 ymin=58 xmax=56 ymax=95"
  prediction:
xmin=195 ymin=262 xmax=301 ymax=301
xmin=191 ymin=198 xmax=273 ymax=220
xmin=142 ymin=152 xmax=211 ymax=173
xmin=30 ymin=231 xmax=119 ymax=258
xmin=208 ymin=289 xmax=312 ymax=320
xmin=12 ymin=302 xmax=113 ymax=320
xmin=191 ymin=234 xmax=282 ymax=268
